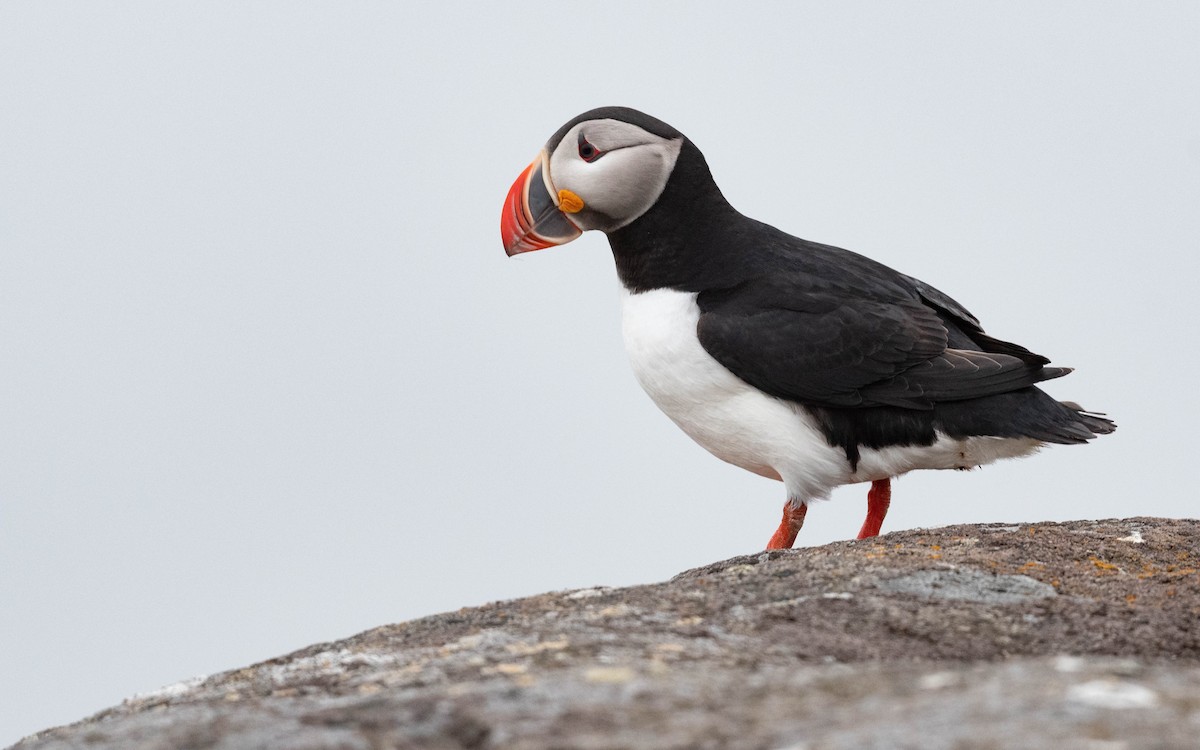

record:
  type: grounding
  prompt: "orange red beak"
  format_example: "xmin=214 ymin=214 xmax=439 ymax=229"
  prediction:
xmin=501 ymin=153 xmax=583 ymax=256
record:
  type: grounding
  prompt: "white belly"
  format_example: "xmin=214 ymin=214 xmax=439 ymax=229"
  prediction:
xmin=619 ymin=287 xmax=1041 ymax=502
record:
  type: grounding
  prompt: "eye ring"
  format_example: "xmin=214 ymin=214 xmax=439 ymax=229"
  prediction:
xmin=577 ymin=133 xmax=603 ymax=163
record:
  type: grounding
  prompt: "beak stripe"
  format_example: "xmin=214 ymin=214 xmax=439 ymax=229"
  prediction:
xmin=501 ymin=154 xmax=583 ymax=256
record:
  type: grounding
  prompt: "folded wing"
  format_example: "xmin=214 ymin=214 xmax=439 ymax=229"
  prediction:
xmin=696 ymin=275 xmax=1068 ymax=410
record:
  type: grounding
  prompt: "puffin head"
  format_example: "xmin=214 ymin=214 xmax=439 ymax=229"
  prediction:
xmin=501 ymin=107 xmax=685 ymax=256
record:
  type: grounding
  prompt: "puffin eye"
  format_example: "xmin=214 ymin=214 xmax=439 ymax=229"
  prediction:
xmin=577 ymin=134 xmax=602 ymax=163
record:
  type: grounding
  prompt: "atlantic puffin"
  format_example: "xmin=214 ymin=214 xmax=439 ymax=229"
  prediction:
xmin=500 ymin=107 xmax=1115 ymax=549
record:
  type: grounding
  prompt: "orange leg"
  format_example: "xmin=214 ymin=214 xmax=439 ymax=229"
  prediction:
xmin=856 ymin=478 xmax=892 ymax=540
xmin=766 ymin=500 xmax=808 ymax=550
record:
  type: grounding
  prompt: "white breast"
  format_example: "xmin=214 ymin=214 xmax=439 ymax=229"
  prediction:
xmin=618 ymin=287 xmax=1042 ymax=503
xmin=620 ymin=287 xmax=848 ymax=501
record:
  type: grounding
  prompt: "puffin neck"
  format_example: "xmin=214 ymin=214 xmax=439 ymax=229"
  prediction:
xmin=606 ymin=139 xmax=746 ymax=293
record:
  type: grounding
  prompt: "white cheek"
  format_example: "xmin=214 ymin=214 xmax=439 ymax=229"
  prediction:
xmin=549 ymin=141 xmax=680 ymax=230
xmin=556 ymin=149 xmax=656 ymax=209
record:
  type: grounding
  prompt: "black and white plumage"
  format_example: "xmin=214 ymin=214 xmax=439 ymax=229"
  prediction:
xmin=501 ymin=106 xmax=1115 ymax=547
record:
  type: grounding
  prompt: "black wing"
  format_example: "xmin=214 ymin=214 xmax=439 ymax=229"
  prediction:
xmin=696 ymin=274 xmax=1069 ymax=410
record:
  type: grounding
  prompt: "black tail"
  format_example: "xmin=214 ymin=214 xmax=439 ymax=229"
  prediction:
xmin=1058 ymin=401 xmax=1117 ymax=439
xmin=934 ymin=388 xmax=1117 ymax=444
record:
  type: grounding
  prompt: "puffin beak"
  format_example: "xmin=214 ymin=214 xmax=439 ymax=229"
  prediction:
xmin=501 ymin=152 xmax=584 ymax=256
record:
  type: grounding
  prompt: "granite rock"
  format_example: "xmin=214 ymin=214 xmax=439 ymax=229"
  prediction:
xmin=14 ymin=518 xmax=1200 ymax=750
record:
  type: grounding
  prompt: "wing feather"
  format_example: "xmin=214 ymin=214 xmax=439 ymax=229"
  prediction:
xmin=696 ymin=275 xmax=1065 ymax=410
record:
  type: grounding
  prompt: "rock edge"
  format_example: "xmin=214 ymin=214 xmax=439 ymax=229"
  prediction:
xmin=14 ymin=518 xmax=1200 ymax=750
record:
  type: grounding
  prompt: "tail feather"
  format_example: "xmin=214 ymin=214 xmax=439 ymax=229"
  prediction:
xmin=1034 ymin=401 xmax=1116 ymax=444
xmin=934 ymin=388 xmax=1117 ymax=444
xmin=1067 ymin=405 xmax=1117 ymax=437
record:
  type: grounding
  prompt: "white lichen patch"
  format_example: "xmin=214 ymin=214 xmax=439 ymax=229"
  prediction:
xmin=506 ymin=638 xmax=570 ymax=656
xmin=438 ymin=629 xmax=517 ymax=655
xmin=264 ymin=649 xmax=406 ymax=686
xmin=918 ymin=672 xmax=961 ymax=690
xmin=126 ymin=674 xmax=208 ymax=704
xmin=566 ymin=587 xmax=611 ymax=600
xmin=594 ymin=604 xmax=634 ymax=619
xmin=439 ymin=633 xmax=484 ymax=653
xmin=1054 ymin=656 xmax=1086 ymax=673
xmin=1066 ymin=679 xmax=1159 ymax=710
xmin=723 ymin=564 xmax=757 ymax=576
xmin=759 ymin=596 xmax=814 ymax=609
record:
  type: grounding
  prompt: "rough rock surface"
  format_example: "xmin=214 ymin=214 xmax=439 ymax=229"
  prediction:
xmin=14 ymin=518 xmax=1200 ymax=750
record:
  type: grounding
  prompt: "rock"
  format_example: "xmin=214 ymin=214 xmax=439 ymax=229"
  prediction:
xmin=13 ymin=518 xmax=1200 ymax=749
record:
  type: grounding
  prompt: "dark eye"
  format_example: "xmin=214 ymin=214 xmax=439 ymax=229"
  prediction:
xmin=577 ymin=133 xmax=602 ymax=162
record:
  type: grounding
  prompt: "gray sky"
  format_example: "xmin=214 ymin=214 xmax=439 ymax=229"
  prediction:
xmin=2 ymin=1 xmax=1197 ymax=744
